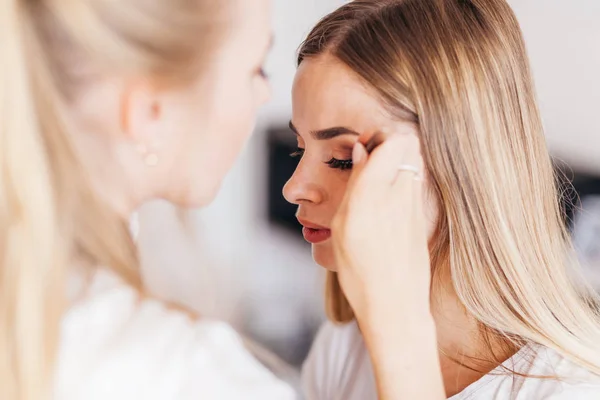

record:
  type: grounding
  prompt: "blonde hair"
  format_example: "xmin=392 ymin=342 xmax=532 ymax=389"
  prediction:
xmin=0 ymin=0 xmax=227 ymax=398
xmin=299 ymin=0 xmax=600 ymax=375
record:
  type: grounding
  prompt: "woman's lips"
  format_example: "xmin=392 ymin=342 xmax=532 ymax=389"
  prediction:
xmin=297 ymin=218 xmax=331 ymax=244
xmin=302 ymin=227 xmax=332 ymax=244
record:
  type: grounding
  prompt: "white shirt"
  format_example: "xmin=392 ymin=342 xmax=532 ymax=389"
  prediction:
xmin=54 ymin=269 xmax=296 ymax=400
xmin=302 ymin=321 xmax=600 ymax=400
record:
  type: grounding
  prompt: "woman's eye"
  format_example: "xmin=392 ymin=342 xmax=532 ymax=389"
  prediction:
xmin=325 ymin=158 xmax=353 ymax=171
xmin=290 ymin=148 xmax=305 ymax=158
xmin=257 ymin=67 xmax=269 ymax=79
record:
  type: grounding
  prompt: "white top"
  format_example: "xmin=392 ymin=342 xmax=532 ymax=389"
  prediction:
xmin=302 ymin=321 xmax=600 ymax=400
xmin=54 ymin=269 xmax=296 ymax=400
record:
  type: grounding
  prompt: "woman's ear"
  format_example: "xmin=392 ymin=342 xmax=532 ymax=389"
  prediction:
xmin=119 ymin=80 xmax=162 ymax=145
xmin=119 ymin=80 xmax=164 ymax=166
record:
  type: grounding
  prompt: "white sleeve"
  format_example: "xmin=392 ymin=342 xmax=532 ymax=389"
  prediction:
xmin=544 ymin=384 xmax=600 ymax=399
xmin=301 ymin=322 xmax=350 ymax=400
xmin=173 ymin=321 xmax=297 ymax=400
xmin=56 ymin=273 xmax=296 ymax=400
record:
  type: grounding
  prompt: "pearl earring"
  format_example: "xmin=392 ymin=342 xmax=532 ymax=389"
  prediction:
xmin=136 ymin=143 xmax=159 ymax=167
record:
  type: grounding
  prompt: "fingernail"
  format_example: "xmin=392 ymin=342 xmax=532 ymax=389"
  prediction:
xmin=353 ymin=142 xmax=366 ymax=163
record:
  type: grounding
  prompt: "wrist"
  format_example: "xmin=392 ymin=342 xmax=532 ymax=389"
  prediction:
xmin=360 ymin=309 xmax=436 ymax=341
xmin=360 ymin=286 xmax=432 ymax=325
xmin=358 ymin=291 xmax=435 ymax=344
xmin=360 ymin=314 xmax=443 ymax=400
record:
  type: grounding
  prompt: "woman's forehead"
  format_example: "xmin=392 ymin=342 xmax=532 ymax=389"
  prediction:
xmin=292 ymin=56 xmax=390 ymax=134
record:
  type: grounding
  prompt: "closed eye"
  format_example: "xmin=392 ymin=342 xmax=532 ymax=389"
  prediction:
xmin=325 ymin=158 xmax=353 ymax=171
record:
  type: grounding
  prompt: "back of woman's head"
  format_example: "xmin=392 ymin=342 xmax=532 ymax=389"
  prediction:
xmin=0 ymin=0 xmax=229 ymax=398
xmin=299 ymin=0 xmax=600 ymax=374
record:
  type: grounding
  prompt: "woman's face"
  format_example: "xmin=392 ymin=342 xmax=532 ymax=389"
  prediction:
xmin=284 ymin=54 xmax=439 ymax=270
xmin=71 ymin=0 xmax=272 ymax=214
xmin=150 ymin=0 xmax=272 ymax=207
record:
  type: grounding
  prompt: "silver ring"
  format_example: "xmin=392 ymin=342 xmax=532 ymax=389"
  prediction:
xmin=396 ymin=164 xmax=422 ymax=181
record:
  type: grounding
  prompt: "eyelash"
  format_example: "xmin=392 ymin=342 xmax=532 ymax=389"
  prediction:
xmin=258 ymin=67 xmax=268 ymax=79
xmin=326 ymin=158 xmax=353 ymax=171
xmin=289 ymin=148 xmax=304 ymax=158
xmin=289 ymin=148 xmax=353 ymax=171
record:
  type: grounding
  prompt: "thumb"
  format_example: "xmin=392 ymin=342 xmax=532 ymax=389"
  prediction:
xmin=334 ymin=141 xmax=368 ymax=228
xmin=352 ymin=141 xmax=368 ymax=170
xmin=352 ymin=142 xmax=367 ymax=167
xmin=344 ymin=142 xmax=368 ymax=191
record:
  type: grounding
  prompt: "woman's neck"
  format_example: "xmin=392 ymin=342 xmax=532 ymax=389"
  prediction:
xmin=431 ymin=283 xmax=518 ymax=397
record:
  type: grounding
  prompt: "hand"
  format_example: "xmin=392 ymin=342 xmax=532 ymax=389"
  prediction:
xmin=330 ymin=130 xmax=432 ymax=323
xmin=331 ymin=130 xmax=444 ymax=399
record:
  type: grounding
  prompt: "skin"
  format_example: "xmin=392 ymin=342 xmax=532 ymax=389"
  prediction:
xmin=71 ymin=0 xmax=273 ymax=216
xmin=284 ymin=55 xmax=438 ymax=269
xmin=286 ymin=54 xmax=513 ymax=398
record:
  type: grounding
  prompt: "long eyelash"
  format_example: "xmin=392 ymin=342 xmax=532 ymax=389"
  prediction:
xmin=326 ymin=158 xmax=353 ymax=171
xmin=290 ymin=148 xmax=304 ymax=158
xmin=289 ymin=150 xmax=352 ymax=171
xmin=259 ymin=67 xmax=269 ymax=79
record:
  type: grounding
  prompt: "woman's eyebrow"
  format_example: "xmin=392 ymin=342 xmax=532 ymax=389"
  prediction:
xmin=289 ymin=121 xmax=359 ymax=140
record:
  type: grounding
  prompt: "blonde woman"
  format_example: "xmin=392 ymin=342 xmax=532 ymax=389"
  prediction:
xmin=0 ymin=0 xmax=305 ymax=399
xmin=284 ymin=0 xmax=600 ymax=398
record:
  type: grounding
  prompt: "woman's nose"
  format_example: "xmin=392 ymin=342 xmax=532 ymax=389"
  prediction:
xmin=283 ymin=165 xmax=324 ymax=206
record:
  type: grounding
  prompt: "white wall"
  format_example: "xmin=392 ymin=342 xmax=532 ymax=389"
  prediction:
xmin=508 ymin=0 xmax=600 ymax=173
xmin=138 ymin=0 xmax=600 ymax=363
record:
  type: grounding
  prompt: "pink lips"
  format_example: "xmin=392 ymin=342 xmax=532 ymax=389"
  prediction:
xmin=298 ymin=218 xmax=332 ymax=244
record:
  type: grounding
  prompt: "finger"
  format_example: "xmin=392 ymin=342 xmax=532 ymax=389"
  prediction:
xmin=342 ymin=132 xmax=390 ymax=204
xmin=332 ymin=141 xmax=368 ymax=229
xmin=359 ymin=133 xmax=416 ymax=188
xmin=364 ymin=131 xmax=387 ymax=154
xmin=390 ymin=134 xmax=428 ymax=240
xmin=352 ymin=141 xmax=368 ymax=171
xmin=356 ymin=130 xmax=386 ymax=149
xmin=342 ymin=142 xmax=368 ymax=199
xmin=412 ymin=177 xmax=428 ymax=244
xmin=390 ymin=133 xmax=424 ymax=197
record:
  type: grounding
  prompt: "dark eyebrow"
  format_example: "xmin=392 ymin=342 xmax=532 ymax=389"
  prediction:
xmin=289 ymin=121 xmax=359 ymax=140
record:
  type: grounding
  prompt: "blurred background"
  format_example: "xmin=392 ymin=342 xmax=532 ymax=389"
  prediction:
xmin=136 ymin=0 xmax=600 ymax=371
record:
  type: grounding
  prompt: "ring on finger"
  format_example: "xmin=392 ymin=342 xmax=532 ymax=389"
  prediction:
xmin=396 ymin=164 xmax=422 ymax=181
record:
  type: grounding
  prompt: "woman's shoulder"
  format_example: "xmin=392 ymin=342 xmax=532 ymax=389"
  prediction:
xmin=461 ymin=344 xmax=600 ymax=400
xmin=303 ymin=320 xmax=364 ymax=374
xmin=302 ymin=321 xmax=376 ymax=400
xmin=55 ymin=269 xmax=295 ymax=400
xmin=311 ymin=320 xmax=364 ymax=357
xmin=520 ymin=345 xmax=600 ymax=398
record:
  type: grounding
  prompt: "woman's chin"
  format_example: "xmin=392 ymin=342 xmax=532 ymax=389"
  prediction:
xmin=312 ymin=246 xmax=338 ymax=271
xmin=321 ymin=264 xmax=338 ymax=272
xmin=167 ymin=177 xmax=223 ymax=209
xmin=314 ymin=260 xmax=337 ymax=272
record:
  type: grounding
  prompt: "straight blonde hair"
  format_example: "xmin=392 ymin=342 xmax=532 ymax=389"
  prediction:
xmin=299 ymin=0 xmax=600 ymax=375
xmin=0 ymin=1 xmax=227 ymax=399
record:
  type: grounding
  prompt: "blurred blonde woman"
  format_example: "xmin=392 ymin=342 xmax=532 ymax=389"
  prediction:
xmin=283 ymin=0 xmax=600 ymax=398
xmin=0 ymin=0 xmax=300 ymax=398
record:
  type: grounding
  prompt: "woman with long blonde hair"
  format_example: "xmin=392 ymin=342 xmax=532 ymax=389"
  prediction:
xmin=284 ymin=0 xmax=600 ymax=398
xmin=0 ymin=0 xmax=300 ymax=398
